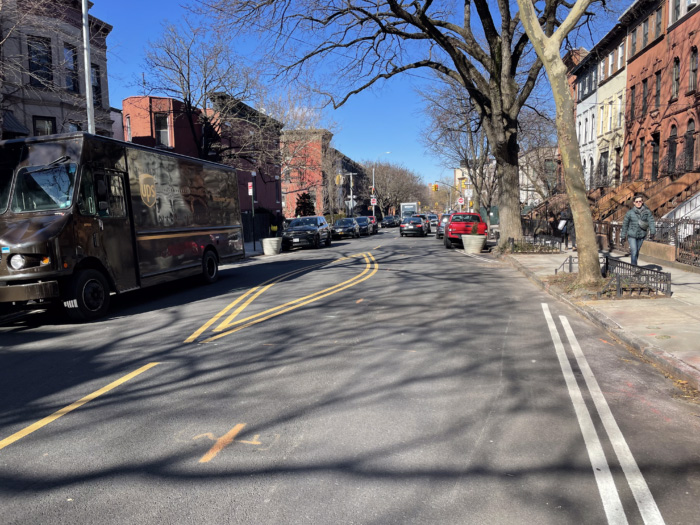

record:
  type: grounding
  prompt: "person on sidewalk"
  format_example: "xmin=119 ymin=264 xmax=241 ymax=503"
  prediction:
xmin=559 ymin=206 xmax=576 ymax=250
xmin=621 ymin=194 xmax=656 ymax=266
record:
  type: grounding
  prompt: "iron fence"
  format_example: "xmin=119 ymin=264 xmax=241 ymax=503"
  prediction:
xmin=601 ymin=256 xmax=672 ymax=297
xmin=508 ymin=236 xmax=562 ymax=253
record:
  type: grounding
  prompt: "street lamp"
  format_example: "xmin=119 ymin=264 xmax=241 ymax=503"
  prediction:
xmin=372 ymin=151 xmax=390 ymax=218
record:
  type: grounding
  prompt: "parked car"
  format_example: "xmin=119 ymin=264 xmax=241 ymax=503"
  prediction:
xmin=400 ymin=216 xmax=427 ymax=237
xmin=381 ymin=215 xmax=397 ymax=228
xmin=444 ymin=212 xmax=488 ymax=249
xmin=412 ymin=214 xmax=431 ymax=234
xmin=332 ymin=218 xmax=360 ymax=239
xmin=354 ymin=216 xmax=371 ymax=236
xmin=436 ymin=214 xmax=451 ymax=239
xmin=367 ymin=215 xmax=379 ymax=234
xmin=282 ymin=216 xmax=332 ymax=250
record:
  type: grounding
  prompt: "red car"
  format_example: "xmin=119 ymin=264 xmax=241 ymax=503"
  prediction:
xmin=444 ymin=212 xmax=487 ymax=249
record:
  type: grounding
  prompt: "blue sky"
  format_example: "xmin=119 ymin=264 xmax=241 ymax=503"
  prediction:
xmin=90 ymin=0 xmax=450 ymax=184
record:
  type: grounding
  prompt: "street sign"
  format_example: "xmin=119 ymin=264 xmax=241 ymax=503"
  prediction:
xmin=370 ymin=197 xmax=377 ymax=205
xmin=465 ymin=189 xmax=473 ymax=198
xmin=457 ymin=197 xmax=465 ymax=205
xmin=248 ymin=182 xmax=253 ymax=196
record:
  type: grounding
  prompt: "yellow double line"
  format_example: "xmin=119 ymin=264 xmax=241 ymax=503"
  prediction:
xmin=186 ymin=252 xmax=378 ymax=343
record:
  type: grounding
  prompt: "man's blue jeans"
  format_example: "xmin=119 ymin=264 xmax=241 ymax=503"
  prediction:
xmin=628 ymin=236 xmax=645 ymax=266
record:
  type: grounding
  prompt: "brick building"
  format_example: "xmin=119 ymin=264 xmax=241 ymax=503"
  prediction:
xmin=0 ymin=0 xmax=112 ymax=138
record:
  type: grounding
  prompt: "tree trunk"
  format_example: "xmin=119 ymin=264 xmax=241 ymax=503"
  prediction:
xmin=549 ymin=59 xmax=602 ymax=286
xmin=493 ymin=135 xmax=523 ymax=247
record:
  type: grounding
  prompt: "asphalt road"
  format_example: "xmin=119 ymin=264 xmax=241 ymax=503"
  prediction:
xmin=1 ymin=228 xmax=699 ymax=524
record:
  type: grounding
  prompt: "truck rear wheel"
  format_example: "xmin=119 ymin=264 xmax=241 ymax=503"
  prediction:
xmin=63 ymin=269 xmax=110 ymax=321
xmin=201 ymin=250 xmax=219 ymax=284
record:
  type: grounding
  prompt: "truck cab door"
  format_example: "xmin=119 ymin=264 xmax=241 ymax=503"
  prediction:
xmin=77 ymin=169 xmax=138 ymax=292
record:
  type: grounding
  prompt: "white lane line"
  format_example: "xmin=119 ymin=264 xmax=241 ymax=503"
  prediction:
xmin=541 ymin=303 xmax=628 ymax=524
xmin=461 ymin=252 xmax=493 ymax=262
xmin=560 ymin=316 xmax=665 ymax=525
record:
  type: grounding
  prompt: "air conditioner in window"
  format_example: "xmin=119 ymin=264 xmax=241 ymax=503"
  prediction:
xmin=689 ymin=0 xmax=697 ymax=9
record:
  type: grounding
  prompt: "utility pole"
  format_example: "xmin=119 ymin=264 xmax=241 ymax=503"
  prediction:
xmin=81 ymin=0 xmax=95 ymax=133
xmin=371 ymin=152 xmax=390 ymax=218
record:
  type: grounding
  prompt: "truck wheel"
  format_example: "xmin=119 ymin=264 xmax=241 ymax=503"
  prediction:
xmin=201 ymin=250 xmax=219 ymax=284
xmin=444 ymin=236 xmax=453 ymax=249
xmin=63 ymin=269 xmax=110 ymax=321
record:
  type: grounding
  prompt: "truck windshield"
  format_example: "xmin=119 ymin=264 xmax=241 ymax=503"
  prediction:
xmin=10 ymin=163 xmax=78 ymax=213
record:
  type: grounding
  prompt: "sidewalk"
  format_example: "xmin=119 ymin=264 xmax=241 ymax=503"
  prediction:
xmin=244 ymin=240 xmax=264 ymax=258
xmin=504 ymin=249 xmax=700 ymax=390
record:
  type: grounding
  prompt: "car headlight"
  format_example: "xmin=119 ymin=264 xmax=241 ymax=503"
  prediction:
xmin=304 ymin=230 xmax=316 ymax=235
xmin=9 ymin=254 xmax=26 ymax=270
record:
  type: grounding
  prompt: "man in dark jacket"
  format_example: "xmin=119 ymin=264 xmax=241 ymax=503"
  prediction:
xmin=621 ymin=194 xmax=656 ymax=266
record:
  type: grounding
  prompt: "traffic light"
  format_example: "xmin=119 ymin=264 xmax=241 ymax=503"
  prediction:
xmin=469 ymin=200 xmax=474 ymax=208
xmin=432 ymin=183 xmax=438 ymax=191
xmin=461 ymin=179 xmax=467 ymax=188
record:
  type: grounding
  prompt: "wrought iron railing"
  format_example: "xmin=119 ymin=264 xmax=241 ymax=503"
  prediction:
xmin=508 ymin=236 xmax=562 ymax=253
xmin=601 ymin=256 xmax=672 ymax=297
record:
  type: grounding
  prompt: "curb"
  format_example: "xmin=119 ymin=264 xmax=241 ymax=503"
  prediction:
xmin=504 ymin=255 xmax=700 ymax=391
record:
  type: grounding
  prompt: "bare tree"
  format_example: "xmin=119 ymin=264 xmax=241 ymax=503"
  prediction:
xmin=198 ymin=0 xmax=571 ymax=247
xmin=518 ymin=108 xmax=559 ymax=204
xmin=365 ymin=160 xmax=428 ymax=216
xmin=517 ymin=0 xmax=603 ymax=286
xmin=140 ymin=17 xmax=258 ymax=159
xmin=420 ymin=78 xmax=498 ymax=222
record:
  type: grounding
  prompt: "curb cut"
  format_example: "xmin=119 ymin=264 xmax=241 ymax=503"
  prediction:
xmin=504 ymin=255 xmax=700 ymax=391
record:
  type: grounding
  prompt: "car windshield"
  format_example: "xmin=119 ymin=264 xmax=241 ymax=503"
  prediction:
xmin=10 ymin=162 xmax=78 ymax=213
xmin=356 ymin=217 xmax=368 ymax=224
xmin=335 ymin=219 xmax=354 ymax=226
xmin=289 ymin=217 xmax=317 ymax=227
xmin=451 ymin=215 xmax=479 ymax=223
xmin=428 ymin=215 xmax=438 ymax=220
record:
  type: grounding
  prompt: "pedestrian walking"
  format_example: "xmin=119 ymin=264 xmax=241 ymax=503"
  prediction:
xmin=559 ymin=207 xmax=576 ymax=250
xmin=621 ymin=194 xmax=656 ymax=266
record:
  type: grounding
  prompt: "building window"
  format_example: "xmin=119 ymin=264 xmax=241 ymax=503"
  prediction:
xmin=91 ymin=64 xmax=102 ymax=108
xmin=600 ymin=107 xmax=605 ymax=134
xmin=618 ymin=96 xmax=624 ymax=127
xmin=691 ymin=48 xmax=698 ymax=92
xmin=673 ymin=58 xmax=680 ymax=98
xmin=578 ymin=121 xmax=582 ymax=142
xmin=609 ymin=52 xmax=614 ymax=76
xmin=630 ymin=85 xmax=636 ymax=119
xmin=642 ymin=19 xmax=649 ymax=47
xmin=618 ymin=42 xmax=625 ymax=68
xmin=63 ymin=44 xmax=79 ymax=93
xmin=591 ymin=115 xmax=595 ymax=142
xmin=584 ymin=118 xmax=588 ymax=143
xmin=154 ymin=113 xmax=170 ymax=147
xmin=67 ymin=122 xmax=81 ymax=132
xmin=642 ymin=79 xmax=648 ymax=116
xmin=655 ymin=71 xmax=661 ymax=108
xmin=631 ymin=30 xmax=637 ymax=56
xmin=27 ymin=36 xmax=52 ymax=87
xmin=600 ymin=60 xmax=606 ymax=80
xmin=656 ymin=8 xmax=663 ymax=38
xmin=686 ymin=120 xmax=696 ymax=169
xmin=674 ymin=0 xmax=681 ymax=23
xmin=652 ymin=133 xmax=660 ymax=181
xmin=628 ymin=143 xmax=634 ymax=180
xmin=33 ymin=116 xmax=56 ymax=136
xmin=608 ymin=101 xmax=614 ymax=131
xmin=600 ymin=151 xmax=609 ymax=183
xmin=125 ymin=116 xmax=132 ymax=141
xmin=639 ymin=138 xmax=645 ymax=180
xmin=669 ymin=125 xmax=678 ymax=174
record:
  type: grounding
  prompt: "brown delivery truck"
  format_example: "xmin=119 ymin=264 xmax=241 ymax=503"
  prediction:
xmin=0 ymin=132 xmax=244 ymax=320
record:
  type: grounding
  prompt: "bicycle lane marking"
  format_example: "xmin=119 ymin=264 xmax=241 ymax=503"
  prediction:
xmin=560 ymin=316 xmax=665 ymax=525
xmin=202 ymin=253 xmax=378 ymax=343
xmin=0 ymin=363 xmax=160 ymax=451
xmin=541 ymin=303 xmax=628 ymax=524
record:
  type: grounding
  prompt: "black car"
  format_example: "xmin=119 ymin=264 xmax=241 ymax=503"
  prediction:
xmin=400 ymin=216 xmax=427 ymax=236
xmin=332 ymin=218 xmax=360 ymax=239
xmin=412 ymin=214 xmax=431 ymax=234
xmin=354 ymin=216 xmax=371 ymax=236
xmin=381 ymin=215 xmax=399 ymax=227
xmin=282 ymin=216 xmax=332 ymax=250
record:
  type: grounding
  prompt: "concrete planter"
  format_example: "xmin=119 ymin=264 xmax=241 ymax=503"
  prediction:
xmin=262 ymin=237 xmax=282 ymax=256
xmin=461 ymin=234 xmax=486 ymax=254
